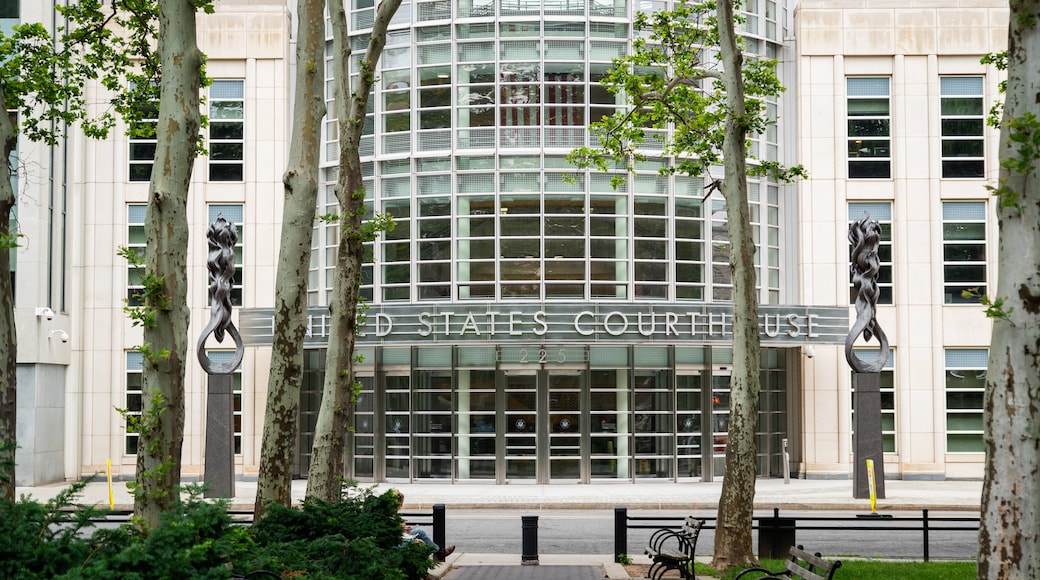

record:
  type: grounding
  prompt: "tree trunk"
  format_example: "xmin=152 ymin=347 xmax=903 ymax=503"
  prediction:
xmin=133 ymin=0 xmax=201 ymax=530
xmin=978 ymin=2 xmax=1040 ymax=577
xmin=306 ymin=0 xmax=402 ymax=502
xmin=711 ymin=0 xmax=761 ymax=570
xmin=0 ymin=86 xmax=17 ymax=501
xmin=254 ymin=0 xmax=325 ymax=520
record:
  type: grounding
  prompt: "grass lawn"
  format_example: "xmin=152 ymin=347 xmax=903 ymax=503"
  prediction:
xmin=696 ymin=558 xmax=976 ymax=579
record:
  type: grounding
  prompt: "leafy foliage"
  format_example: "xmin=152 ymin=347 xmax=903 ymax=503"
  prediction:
xmin=567 ymin=0 xmax=804 ymax=185
xmin=240 ymin=487 xmax=435 ymax=580
xmin=0 ymin=484 xmax=432 ymax=579
xmin=0 ymin=480 xmax=104 ymax=579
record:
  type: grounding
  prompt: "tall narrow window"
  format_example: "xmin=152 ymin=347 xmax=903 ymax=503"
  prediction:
xmin=129 ymin=100 xmax=158 ymax=182
xmin=848 ymin=202 xmax=893 ymax=305
xmin=942 ymin=201 xmax=987 ymax=304
xmin=208 ymin=204 xmax=244 ymax=306
xmin=945 ymin=349 xmax=987 ymax=453
xmin=125 ymin=351 xmax=143 ymax=455
xmin=940 ymin=77 xmax=985 ymax=178
xmin=847 ymin=77 xmax=891 ymax=179
xmin=209 ymin=80 xmax=245 ymax=181
xmin=127 ymin=204 xmax=147 ymax=306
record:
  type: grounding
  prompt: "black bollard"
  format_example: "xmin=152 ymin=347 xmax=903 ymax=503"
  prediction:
xmin=521 ymin=515 xmax=539 ymax=565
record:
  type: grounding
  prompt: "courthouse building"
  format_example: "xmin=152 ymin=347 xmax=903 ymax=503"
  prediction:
xmin=9 ymin=0 xmax=1005 ymax=486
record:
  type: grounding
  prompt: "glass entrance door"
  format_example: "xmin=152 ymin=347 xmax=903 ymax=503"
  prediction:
xmin=548 ymin=371 xmax=582 ymax=481
xmin=710 ymin=372 xmax=732 ymax=477
xmin=503 ymin=371 xmax=538 ymax=481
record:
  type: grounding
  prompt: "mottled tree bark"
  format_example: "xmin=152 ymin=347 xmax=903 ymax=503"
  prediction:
xmin=0 ymin=87 xmax=17 ymax=501
xmin=133 ymin=0 xmax=201 ymax=530
xmin=306 ymin=0 xmax=403 ymax=502
xmin=254 ymin=0 xmax=325 ymax=520
xmin=711 ymin=0 xmax=760 ymax=570
xmin=978 ymin=2 xmax=1040 ymax=578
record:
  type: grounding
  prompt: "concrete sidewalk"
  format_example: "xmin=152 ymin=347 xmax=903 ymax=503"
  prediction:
xmin=16 ymin=476 xmax=983 ymax=512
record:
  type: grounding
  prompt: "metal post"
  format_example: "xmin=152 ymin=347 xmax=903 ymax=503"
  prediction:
xmin=203 ymin=374 xmax=235 ymax=498
xmin=433 ymin=504 xmax=446 ymax=551
xmin=782 ymin=438 xmax=790 ymax=484
xmin=922 ymin=509 xmax=930 ymax=562
xmin=521 ymin=515 xmax=539 ymax=565
xmin=614 ymin=506 xmax=628 ymax=563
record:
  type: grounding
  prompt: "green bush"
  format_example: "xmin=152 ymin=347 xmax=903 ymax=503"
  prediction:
xmin=232 ymin=487 xmax=435 ymax=580
xmin=0 ymin=480 xmax=102 ymax=579
xmin=62 ymin=485 xmax=239 ymax=579
xmin=0 ymin=482 xmax=434 ymax=579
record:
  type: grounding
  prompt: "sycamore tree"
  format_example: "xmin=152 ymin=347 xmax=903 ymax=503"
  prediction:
xmin=977 ymin=2 xmax=1040 ymax=577
xmin=305 ymin=0 xmax=401 ymax=501
xmin=130 ymin=0 xmax=209 ymax=529
xmin=0 ymin=0 xmax=159 ymax=501
xmin=569 ymin=0 xmax=802 ymax=569
xmin=253 ymin=0 xmax=325 ymax=519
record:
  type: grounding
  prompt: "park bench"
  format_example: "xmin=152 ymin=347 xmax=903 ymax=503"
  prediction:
xmin=734 ymin=545 xmax=842 ymax=580
xmin=645 ymin=516 xmax=704 ymax=580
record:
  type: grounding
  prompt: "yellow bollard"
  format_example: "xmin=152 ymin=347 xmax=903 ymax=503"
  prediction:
xmin=866 ymin=459 xmax=877 ymax=514
xmin=107 ymin=458 xmax=114 ymax=510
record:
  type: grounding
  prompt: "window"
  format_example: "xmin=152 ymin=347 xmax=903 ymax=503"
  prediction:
xmin=851 ymin=349 xmax=896 ymax=453
xmin=207 ymin=351 xmax=243 ymax=455
xmin=847 ymin=77 xmax=891 ymax=179
xmin=848 ymin=202 xmax=893 ymax=305
xmin=942 ymin=201 xmax=987 ymax=304
xmin=129 ymin=99 xmax=158 ymax=182
xmin=0 ymin=0 xmax=18 ymax=18
xmin=945 ymin=349 xmax=986 ymax=452
xmin=940 ymin=77 xmax=985 ymax=178
xmin=208 ymin=205 xmax=244 ymax=306
xmin=127 ymin=205 xmax=147 ymax=306
xmin=209 ymin=80 xmax=245 ymax=181
xmin=125 ymin=352 xmax=143 ymax=454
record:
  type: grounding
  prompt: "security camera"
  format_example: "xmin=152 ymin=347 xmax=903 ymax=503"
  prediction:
xmin=803 ymin=345 xmax=816 ymax=359
xmin=49 ymin=330 xmax=69 ymax=344
xmin=35 ymin=307 xmax=55 ymax=321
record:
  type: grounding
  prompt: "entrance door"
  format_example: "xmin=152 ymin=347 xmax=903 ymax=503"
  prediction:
xmin=548 ymin=371 xmax=582 ymax=481
xmin=710 ymin=371 xmax=731 ymax=478
xmin=502 ymin=371 xmax=538 ymax=481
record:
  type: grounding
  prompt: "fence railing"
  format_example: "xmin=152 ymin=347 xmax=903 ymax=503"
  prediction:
xmin=613 ymin=506 xmax=980 ymax=563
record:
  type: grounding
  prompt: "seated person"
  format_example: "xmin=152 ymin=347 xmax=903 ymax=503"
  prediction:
xmin=395 ymin=490 xmax=455 ymax=562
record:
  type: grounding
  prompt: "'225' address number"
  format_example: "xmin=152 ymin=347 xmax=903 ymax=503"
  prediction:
xmin=498 ymin=348 xmax=568 ymax=364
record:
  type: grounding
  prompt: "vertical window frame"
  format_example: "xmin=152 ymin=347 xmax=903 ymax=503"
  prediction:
xmin=208 ymin=79 xmax=245 ymax=182
xmin=846 ymin=77 xmax=892 ymax=179
xmin=944 ymin=349 xmax=987 ymax=453
xmin=125 ymin=352 xmax=143 ymax=455
xmin=940 ymin=76 xmax=985 ymax=179
xmin=942 ymin=201 xmax=987 ymax=304
xmin=127 ymin=205 xmax=147 ymax=306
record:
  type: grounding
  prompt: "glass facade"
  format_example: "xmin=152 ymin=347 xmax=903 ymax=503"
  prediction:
xmin=300 ymin=0 xmax=795 ymax=483
xmin=296 ymin=345 xmax=791 ymax=483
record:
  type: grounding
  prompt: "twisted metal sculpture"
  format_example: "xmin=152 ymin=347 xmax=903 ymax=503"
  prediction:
xmin=196 ymin=214 xmax=244 ymax=374
xmin=845 ymin=213 xmax=890 ymax=373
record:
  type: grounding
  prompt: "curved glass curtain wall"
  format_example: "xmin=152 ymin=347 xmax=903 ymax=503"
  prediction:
xmin=302 ymin=0 xmax=793 ymax=483
xmin=311 ymin=0 xmax=788 ymax=306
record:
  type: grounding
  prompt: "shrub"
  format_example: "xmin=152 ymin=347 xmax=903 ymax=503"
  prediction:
xmin=235 ymin=487 xmax=435 ymax=580
xmin=0 ymin=480 xmax=102 ymax=579
xmin=62 ymin=485 xmax=238 ymax=579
